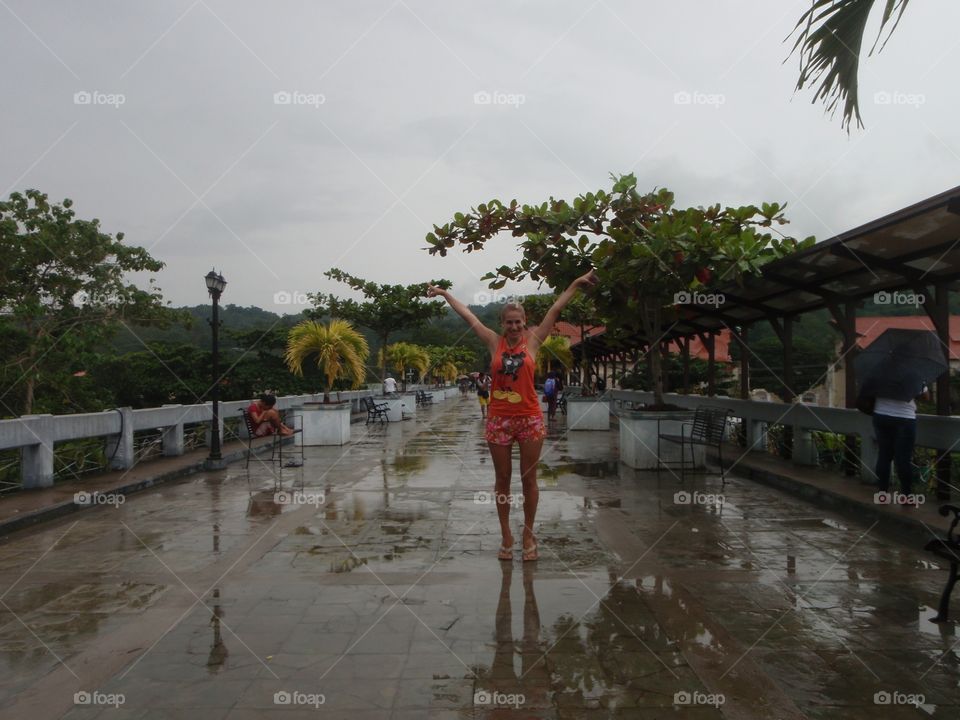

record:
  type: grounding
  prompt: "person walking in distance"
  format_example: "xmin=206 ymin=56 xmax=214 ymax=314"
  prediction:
xmin=476 ymin=371 xmax=491 ymax=419
xmin=427 ymin=270 xmax=598 ymax=561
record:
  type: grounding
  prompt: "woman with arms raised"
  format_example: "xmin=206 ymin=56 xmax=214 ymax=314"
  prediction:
xmin=427 ymin=270 xmax=597 ymax=561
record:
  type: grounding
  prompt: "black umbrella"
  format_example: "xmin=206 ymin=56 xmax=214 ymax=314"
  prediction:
xmin=854 ymin=329 xmax=948 ymax=401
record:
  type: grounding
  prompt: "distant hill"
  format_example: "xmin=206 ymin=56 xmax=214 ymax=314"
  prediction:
xmin=112 ymin=304 xmax=305 ymax=353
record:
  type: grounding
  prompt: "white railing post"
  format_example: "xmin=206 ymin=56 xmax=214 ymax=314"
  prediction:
xmin=106 ymin=407 xmax=135 ymax=470
xmin=161 ymin=405 xmax=185 ymax=456
xmin=20 ymin=415 xmax=55 ymax=489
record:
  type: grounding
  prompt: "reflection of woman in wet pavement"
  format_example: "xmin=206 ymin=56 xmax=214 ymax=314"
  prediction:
xmin=428 ymin=271 xmax=597 ymax=561
xmin=485 ymin=562 xmax=548 ymax=697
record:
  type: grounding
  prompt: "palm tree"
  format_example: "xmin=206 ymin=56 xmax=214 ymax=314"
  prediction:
xmin=789 ymin=0 xmax=910 ymax=130
xmin=378 ymin=342 xmax=430 ymax=390
xmin=535 ymin=334 xmax=573 ymax=377
xmin=285 ymin=319 xmax=369 ymax=402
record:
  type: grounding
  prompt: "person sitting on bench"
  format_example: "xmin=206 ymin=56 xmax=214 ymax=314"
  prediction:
xmin=247 ymin=394 xmax=294 ymax=437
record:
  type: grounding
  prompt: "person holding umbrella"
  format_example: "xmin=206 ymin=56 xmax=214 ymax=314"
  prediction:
xmin=855 ymin=329 xmax=946 ymax=504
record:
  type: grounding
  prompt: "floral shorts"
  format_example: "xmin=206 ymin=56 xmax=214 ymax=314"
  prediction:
xmin=485 ymin=415 xmax=546 ymax=446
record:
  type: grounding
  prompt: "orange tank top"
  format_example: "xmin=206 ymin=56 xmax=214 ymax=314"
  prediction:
xmin=489 ymin=334 xmax=542 ymax=417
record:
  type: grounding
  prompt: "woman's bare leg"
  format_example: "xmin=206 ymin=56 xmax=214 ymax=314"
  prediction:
xmin=488 ymin=442 xmax=514 ymax=550
xmin=518 ymin=438 xmax=543 ymax=554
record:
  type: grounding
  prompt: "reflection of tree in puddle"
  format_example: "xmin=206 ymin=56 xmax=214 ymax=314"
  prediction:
xmin=536 ymin=461 xmax=620 ymax=484
xmin=384 ymin=453 xmax=429 ymax=477
xmin=246 ymin=490 xmax=282 ymax=518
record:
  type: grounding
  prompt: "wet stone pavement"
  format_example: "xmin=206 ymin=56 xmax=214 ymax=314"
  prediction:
xmin=1 ymin=396 xmax=958 ymax=719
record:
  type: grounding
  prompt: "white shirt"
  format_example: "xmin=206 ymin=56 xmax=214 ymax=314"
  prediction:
xmin=384 ymin=377 xmax=397 ymax=393
xmin=873 ymin=397 xmax=916 ymax=419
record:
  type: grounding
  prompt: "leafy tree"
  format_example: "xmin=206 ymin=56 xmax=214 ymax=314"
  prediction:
xmin=315 ymin=269 xmax=451 ymax=384
xmin=0 ymin=190 xmax=176 ymax=415
xmin=789 ymin=0 xmax=910 ymax=130
xmin=284 ymin=319 xmax=369 ymax=402
xmin=426 ymin=173 xmax=812 ymax=407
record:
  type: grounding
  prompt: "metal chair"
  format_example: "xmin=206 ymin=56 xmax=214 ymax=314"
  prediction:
xmin=360 ymin=397 xmax=390 ymax=424
xmin=658 ymin=407 xmax=732 ymax=486
xmin=239 ymin=408 xmax=303 ymax=468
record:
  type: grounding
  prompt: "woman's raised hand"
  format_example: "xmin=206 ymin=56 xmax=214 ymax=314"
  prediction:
xmin=426 ymin=284 xmax=447 ymax=298
xmin=575 ymin=269 xmax=598 ymax=289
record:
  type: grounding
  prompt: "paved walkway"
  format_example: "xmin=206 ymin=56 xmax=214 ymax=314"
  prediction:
xmin=0 ymin=397 xmax=957 ymax=718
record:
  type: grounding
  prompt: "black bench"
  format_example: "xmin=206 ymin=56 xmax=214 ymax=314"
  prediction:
xmin=924 ymin=504 xmax=960 ymax=623
xmin=239 ymin=408 xmax=303 ymax=469
xmin=658 ymin=406 xmax=731 ymax=486
xmin=360 ymin=397 xmax=390 ymax=424
xmin=416 ymin=390 xmax=434 ymax=407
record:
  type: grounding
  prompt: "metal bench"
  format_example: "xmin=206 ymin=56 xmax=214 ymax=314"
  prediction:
xmin=360 ymin=397 xmax=390 ymax=424
xmin=924 ymin=504 xmax=960 ymax=622
xmin=416 ymin=390 xmax=434 ymax=407
xmin=658 ymin=406 xmax=732 ymax=486
xmin=239 ymin=408 xmax=303 ymax=469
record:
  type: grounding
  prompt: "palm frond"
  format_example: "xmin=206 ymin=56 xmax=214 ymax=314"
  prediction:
xmin=788 ymin=0 xmax=910 ymax=130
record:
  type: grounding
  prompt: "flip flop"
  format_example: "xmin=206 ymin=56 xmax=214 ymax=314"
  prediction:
xmin=497 ymin=545 xmax=513 ymax=561
xmin=522 ymin=542 xmax=538 ymax=562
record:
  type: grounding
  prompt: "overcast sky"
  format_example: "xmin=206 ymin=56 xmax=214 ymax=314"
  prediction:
xmin=3 ymin=1 xmax=959 ymax=315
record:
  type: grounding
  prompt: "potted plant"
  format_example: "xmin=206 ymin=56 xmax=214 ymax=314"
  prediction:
xmin=285 ymin=319 xmax=369 ymax=445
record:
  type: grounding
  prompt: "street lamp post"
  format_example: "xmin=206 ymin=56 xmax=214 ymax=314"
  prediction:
xmin=205 ymin=269 xmax=227 ymax=470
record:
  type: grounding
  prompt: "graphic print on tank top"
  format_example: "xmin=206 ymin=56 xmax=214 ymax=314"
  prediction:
xmin=499 ymin=350 xmax=526 ymax=380
xmin=489 ymin=337 xmax=541 ymax=415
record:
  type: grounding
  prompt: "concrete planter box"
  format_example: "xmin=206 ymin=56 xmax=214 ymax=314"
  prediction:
xmin=379 ymin=396 xmax=403 ymax=422
xmin=617 ymin=409 xmax=704 ymax=470
xmin=401 ymin=393 xmax=418 ymax=418
xmin=567 ymin=396 xmax=611 ymax=431
xmin=299 ymin=402 xmax=351 ymax=446
xmin=445 ymin=387 xmax=459 ymax=400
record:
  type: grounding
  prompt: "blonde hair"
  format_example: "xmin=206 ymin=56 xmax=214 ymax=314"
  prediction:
xmin=499 ymin=302 xmax=526 ymax=324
